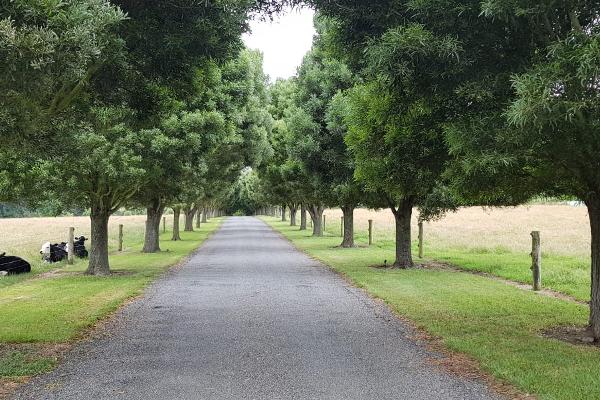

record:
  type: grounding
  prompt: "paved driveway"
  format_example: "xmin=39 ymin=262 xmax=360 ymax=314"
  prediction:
xmin=14 ymin=217 xmax=499 ymax=399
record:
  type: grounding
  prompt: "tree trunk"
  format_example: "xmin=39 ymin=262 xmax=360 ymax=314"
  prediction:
xmin=391 ymin=200 xmax=414 ymax=268
xmin=86 ymin=203 xmax=110 ymax=276
xmin=172 ymin=206 xmax=182 ymax=241
xmin=202 ymin=207 xmax=208 ymax=223
xmin=586 ymin=196 xmax=600 ymax=341
xmin=281 ymin=204 xmax=287 ymax=222
xmin=184 ymin=205 xmax=197 ymax=232
xmin=300 ymin=204 xmax=307 ymax=230
xmin=289 ymin=205 xmax=298 ymax=226
xmin=196 ymin=205 xmax=201 ymax=228
xmin=142 ymin=200 xmax=164 ymax=253
xmin=307 ymin=204 xmax=324 ymax=237
xmin=340 ymin=205 xmax=355 ymax=248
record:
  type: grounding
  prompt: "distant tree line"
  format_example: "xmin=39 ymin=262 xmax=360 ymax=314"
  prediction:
xmin=0 ymin=202 xmax=89 ymax=218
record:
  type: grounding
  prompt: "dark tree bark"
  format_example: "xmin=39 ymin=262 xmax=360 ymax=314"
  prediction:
xmin=86 ymin=203 xmax=111 ymax=276
xmin=307 ymin=204 xmax=324 ymax=237
xmin=281 ymin=204 xmax=287 ymax=222
xmin=390 ymin=198 xmax=414 ymax=268
xmin=172 ymin=206 xmax=182 ymax=241
xmin=340 ymin=205 xmax=355 ymax=248
xmin=289 ymin=204 xmax=298 ymax=226
xmin=300 ymin=204 xmax=307 ymax=230
xmin=196 ymin=205 xmax=201 ymax=228
xmin=202 ymin=207 xmax=208 ymax=223
xmin=586 ymin=196 xmax=600 ymax=341
xmin=183 ymin=205 xmax=197 ymax=232
xmin=142 ymin=199 xmax=165 ymax=253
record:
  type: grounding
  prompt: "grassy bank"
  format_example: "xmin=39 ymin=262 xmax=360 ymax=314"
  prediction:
xmin=0 ymin=218 xmax=222 ymax=380
xmin=265 ymin=217 xmax=600 ymax=400
xmin=321 ymin=206 xmax=591 ymax=301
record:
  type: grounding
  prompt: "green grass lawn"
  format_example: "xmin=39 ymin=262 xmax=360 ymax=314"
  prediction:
xmin=323 ymin=217 xmax=591 ymax=302
xmin=265 ymin=217 xmax=600 ymax=400
xmin=0 ymin=218 xmax=222 ymax=378
xmin=422 ymin=246 xmax=589 ymax=301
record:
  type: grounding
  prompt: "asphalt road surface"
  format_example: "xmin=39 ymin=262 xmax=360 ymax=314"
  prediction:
xmin=14 ymin=217 xmax=499 ymax=400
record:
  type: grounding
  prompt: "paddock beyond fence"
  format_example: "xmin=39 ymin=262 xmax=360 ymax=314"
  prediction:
xmin=0 ymin=213 xmax=192 ymax=263
xmin=322 ymin=204 xmax=590 ymax=259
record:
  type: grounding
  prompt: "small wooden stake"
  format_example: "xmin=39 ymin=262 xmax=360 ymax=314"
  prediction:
xmin=67 ymin=227 xmax=74 ymax=265
xmin=418 ymin=222 xmax=424 ymax=259
xmin=531 ymin=231 xmax=541 ymax=291
xmin=118 ymin=224 xmax=124 ymax=252
xmin=340 ymin=216 xmax=344 ymax=237
xmin=368 ymin=220 xmax=373 ymax=246
xmin=163 ymin=216 xmax=166 ymax=233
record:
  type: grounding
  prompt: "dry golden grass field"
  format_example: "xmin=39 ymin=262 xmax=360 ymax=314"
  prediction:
xmin=321 ymin=204 xmax=592 ymax=301
xmin=1 ymin=204 xmax=590 ymax=263
xmin=0 ymin=214 xmax=190 ymax=262
xmin=324 ymin=204 xmax=591 ymax=258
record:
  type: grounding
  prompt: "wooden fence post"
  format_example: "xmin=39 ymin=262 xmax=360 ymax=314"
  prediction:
xmin=323 ymin=215 xmax=326 ymax=233
xmin=118 ymin=224 xmax=123 ymax=252
xmin=368 ymin=220 xmax=373 ymax=246
xmin=163 ymin=216 xmax=166 ymax=233
xmin=531 ymin=231 xmax=541 ymax=291
xmin=340 ymin=216 xmax=344 ymax=237
xmin=67 ymin=227 xmax=74 ymax=265
xmin=418 ymin=222 xmax=424 ymax=259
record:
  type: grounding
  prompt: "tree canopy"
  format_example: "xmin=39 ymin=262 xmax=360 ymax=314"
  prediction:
xmin=3 ymin=0 xmax=600 ymax=340
xmin=304 ymin=0 xmax=600 ymax=337
xmin=1 ymin=1 xmax=273 ymax=275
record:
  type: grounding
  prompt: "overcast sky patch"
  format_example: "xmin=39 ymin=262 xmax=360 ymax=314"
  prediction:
xmin=243 ymin=7 xmax=315 ymax=81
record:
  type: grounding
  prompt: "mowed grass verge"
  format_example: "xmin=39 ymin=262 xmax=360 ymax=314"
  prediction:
xmin=347 ymin=233 xmax=589 ymax=302
xmin=420 ymin=246 xmax=588 ymax=301
xmin=264 ymin=217 xmax=600 ymax=400
xmin=0 ymin=218 xmax=223 ymax=379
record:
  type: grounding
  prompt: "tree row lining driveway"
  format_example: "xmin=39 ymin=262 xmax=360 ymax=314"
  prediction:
xmin=14 ymin=217 xmax=499 ymax=400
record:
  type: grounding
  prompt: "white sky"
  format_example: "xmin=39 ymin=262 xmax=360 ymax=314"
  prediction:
xmin=243 ymin=7 xmax=316 ymax=81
